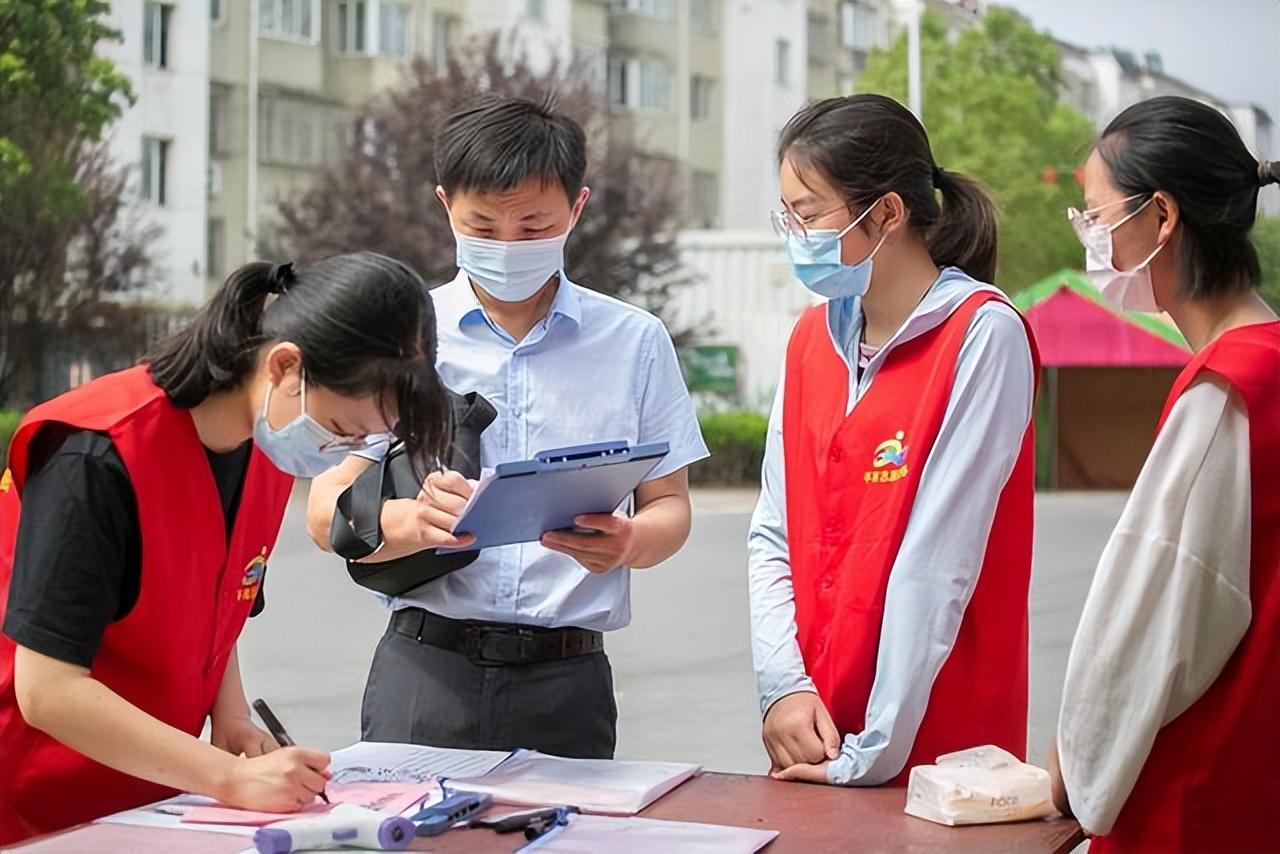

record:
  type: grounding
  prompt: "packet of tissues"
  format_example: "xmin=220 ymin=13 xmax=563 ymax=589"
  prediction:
xmin=904 ymin=745 xmax=1056 ymax=827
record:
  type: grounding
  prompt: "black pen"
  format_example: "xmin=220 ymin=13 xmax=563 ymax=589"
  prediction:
xmin=252 ymin=698 xmax=330 ymax=805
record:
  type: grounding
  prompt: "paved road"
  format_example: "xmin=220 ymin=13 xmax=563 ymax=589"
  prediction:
xmin=239 ymin=489 xmax=1127 ymax=774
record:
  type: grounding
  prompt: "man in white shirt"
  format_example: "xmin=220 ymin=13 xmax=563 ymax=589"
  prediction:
xmin=307 ymin=97 xmax=707 ymax=759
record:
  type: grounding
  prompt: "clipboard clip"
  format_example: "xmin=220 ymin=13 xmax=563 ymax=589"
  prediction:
xmin=535 ymin=441 xmax=630 ymax=464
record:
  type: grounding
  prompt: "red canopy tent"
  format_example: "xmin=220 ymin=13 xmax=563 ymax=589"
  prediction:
xmin=1014 ymin=270 xmax=1190 ymax=489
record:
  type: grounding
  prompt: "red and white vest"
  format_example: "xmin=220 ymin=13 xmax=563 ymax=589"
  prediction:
xmin=1092 ymin=320 xmax=1280 ymax=853
xmin=782 ymin=292 xmax=1038 ymax=785
xmin=0 ymin=366 xmax=293 ymax=844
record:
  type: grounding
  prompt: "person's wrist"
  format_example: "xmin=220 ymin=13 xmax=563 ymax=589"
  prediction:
xmin=203 ymin=750 xmax=242 ymax=803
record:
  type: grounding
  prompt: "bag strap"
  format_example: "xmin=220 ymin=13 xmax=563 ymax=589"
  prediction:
xmin=329 ymin=450 xmax=393 ymax=560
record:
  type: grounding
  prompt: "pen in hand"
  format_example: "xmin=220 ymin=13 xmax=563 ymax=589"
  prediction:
xmin=252 ymin=698 xmax=330 ymax=805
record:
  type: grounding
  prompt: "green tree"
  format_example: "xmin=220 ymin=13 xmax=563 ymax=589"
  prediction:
xmin=855 ymin=8 xmax=1096 ymax=291
xmin=0 ymin=0 xmax=153 ymax=405
xmin=1253 ymin=216 xmax=1280 ymax=311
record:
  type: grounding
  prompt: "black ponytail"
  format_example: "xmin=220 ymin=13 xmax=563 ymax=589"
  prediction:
xmin=778 ymin=94 xmax=999 ymax=283
xmin=148 ymin=262 xmax=276 ymax=409
xmin=146 ymin=252 xmax=450 ymax=468
xmin=1096 ymin=96 xmax=1270 ymax=298
xmin=930 ymin=168 xmax=999 ymax=284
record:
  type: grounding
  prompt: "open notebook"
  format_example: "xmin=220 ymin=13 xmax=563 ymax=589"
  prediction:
xmin=447 ymin=749 xmax=702 ymax=816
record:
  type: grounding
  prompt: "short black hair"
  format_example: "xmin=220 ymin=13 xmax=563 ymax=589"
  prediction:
xmin=1096 ymin=96 xmax=1269 ymax=299
xmin=435 ymin=96 xmax=587 ymax=203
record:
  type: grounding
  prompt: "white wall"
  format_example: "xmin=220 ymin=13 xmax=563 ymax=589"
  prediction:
xmin=719 ymin=1 xmax=809 ymax=231
xmin=101 ymin=0 xmax=211 ymax=307
xmin=672 ymin=230 xmax=817 ymax=409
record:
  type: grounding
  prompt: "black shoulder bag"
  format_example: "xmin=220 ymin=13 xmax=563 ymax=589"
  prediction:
xmin=329 ymin=389 xmax=496 ymax=597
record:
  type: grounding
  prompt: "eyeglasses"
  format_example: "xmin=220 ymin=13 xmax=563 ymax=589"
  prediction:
xmin=1066 ymin=193 xmax=1151 ymax=257
xmin=770 ymin=203 xmax=851 ymax=240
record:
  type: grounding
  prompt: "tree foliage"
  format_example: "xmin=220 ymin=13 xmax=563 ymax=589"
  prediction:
xmin=274 ymin=34 xmax=694 ymax=341
xmin=856 ymin=8 xmax=1096 ymax=291
xmin=0 ymin=0 xmax=157 ymax=405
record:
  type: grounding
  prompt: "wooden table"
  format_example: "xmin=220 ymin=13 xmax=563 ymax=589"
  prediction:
xmin=12 ymin=772 xmax=1085 ymax=854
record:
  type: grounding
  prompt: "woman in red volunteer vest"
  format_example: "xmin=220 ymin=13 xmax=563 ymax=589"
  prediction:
xmin=0 ymin=252 xmax=450 ymax=844
xmin=1049 ymin=98 xmax=1279 ymax=852
xmin=748 ymin=94 xmax=1038 ymax=787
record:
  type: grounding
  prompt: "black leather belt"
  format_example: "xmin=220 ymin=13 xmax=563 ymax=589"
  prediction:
xmin=391 ymin=607 xmax=604 ymax=665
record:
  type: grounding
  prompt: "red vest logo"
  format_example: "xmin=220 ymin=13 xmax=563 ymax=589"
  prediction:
xmin=237 ymin=548 xmax=267 ymax=601
xmin=0 ymin=469 xmax=12 ymax=493
xmin=865 ymin=431 xmax=909 ymax=483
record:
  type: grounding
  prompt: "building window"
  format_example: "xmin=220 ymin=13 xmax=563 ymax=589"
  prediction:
xmin=690 ymin=170 xmax=719 ymax=228
xmin=807 ymin=12 xmax=833 ymax=66
xmin=432 ymin=13 xmax=457 ymax=74
xmin=259 ymin=98 xmax=322 ymax=167
xmin=335 ymin=0 xmax=366 ymax=53
xmin=612 ymin=0 xmax=674 ymax=20
xmin=841 ymin=1 xmax=878 ymax=52
xmin=379 ymin=1 xmax=410 ymax=57
xmin=774 ymin=38 xmax=790 ymax=87
xmin=209 ymin=85 xmax=229 ymax=155
xmin=690 ymin=0 xmax=715 ymax=30
xmin=261 ymin=0 xmax=317 ymax=43
xmin=639 ymin=59 xmax=671 ymax=111
xmin=207 ymin=218 xmax=226 ymax=281
xmin=526 ymin=0 xmax=546 ymax=22
xmin=690 ymin=74 xmax=714 ymax=121
xmin=608 ymin=53 xmax=631 ymax=108
xmin=143 ymin=2 xmax=173 ymax=68
xmin=141 ymin=136 xmax=169 ymax=205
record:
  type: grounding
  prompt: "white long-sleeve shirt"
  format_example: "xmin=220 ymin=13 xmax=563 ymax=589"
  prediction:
xmin=748 ymin=268 xmax=1035 ymax=786
xmin=1057 ymin=375 xmax=1252 ymax=835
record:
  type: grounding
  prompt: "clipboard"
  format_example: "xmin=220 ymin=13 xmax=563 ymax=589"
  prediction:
xmin=447 ymin=441 xmax=670 ymax=551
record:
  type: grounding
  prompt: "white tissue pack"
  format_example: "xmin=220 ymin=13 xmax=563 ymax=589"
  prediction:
xmin=904 ymin=745 xmax=1056 ymax=827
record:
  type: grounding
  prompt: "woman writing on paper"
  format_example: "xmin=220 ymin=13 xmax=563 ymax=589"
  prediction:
xmin=748 ymin=94 xmax=1039 ymax=787
xmin=1050 ymin=97 xmax=1279 ymax=852
xmin=0 ymin=253 xmax=450 ymax=844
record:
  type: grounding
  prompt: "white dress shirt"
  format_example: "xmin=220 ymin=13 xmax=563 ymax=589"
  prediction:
xmin=376 ymin=271 xmax=708 ymax=631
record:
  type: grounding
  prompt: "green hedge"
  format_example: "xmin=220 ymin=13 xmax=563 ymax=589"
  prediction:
xmin=0 ymin=410 xmax=21 ymax=468
xmin=689 ymin=411 xmax=769 ymax=487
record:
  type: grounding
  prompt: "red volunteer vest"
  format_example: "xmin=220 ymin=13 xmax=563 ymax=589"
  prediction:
xmin=1093 ymin=321 xmax=1280 ymax=854
xmin=782 ymin=292 xmax=1037 ymax=785
xmin=0 ymin=366 xmax=293 ymax=844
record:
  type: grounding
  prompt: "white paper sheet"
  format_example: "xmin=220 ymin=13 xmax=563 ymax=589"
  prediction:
xmin=521 ymin=814 xmax=778 ymax=854
xmin=328 ymin=741 xmax=512 ymax=785
xmin=450 ymin=750 xmax=701 ymax=815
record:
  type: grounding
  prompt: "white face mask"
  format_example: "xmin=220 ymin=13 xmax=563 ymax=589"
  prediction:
xmin=1070 ymin=195 xmax=1166 ymax=313
xmin=453 ymin=230 xmax=570 ymax=303
xmin=253 ymin=375 xmax=357 ymax=478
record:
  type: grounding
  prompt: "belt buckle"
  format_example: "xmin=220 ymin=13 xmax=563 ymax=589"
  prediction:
xmin=471 ymin=626 xmax=538 ymax=664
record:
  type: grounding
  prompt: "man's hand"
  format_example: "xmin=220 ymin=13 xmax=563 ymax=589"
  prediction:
xmin=762 ymin=692 xmax=841 ymax=773
xmin=376 ymin=470 xmax=476 ymax=556
xmin=541 ymin=514 xmax=637 ymax=574
xmin=211 ymin=713 xmax=278 ymax=759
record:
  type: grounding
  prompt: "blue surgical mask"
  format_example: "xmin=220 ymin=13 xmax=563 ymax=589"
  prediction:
xmin=786 ymin=198 xmax=886 ymax=300
xmin=454 ymin=230 xmax=569 ymax=303
xmin=253 ymin=375 xmax=352 ymax=478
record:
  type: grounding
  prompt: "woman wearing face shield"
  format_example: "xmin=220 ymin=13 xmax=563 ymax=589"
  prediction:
xmin=1049 ymin=96 xmax=1279 ymax=852
xmin=747 ymin=94 xmax=1039 ymax=787
xmin=0 ymin=252 xmax=450 ymax=844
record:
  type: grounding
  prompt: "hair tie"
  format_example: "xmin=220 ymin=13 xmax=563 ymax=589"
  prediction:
xmin=267 ymin=262 xmax=295 ymax=295
xmin=932 ymin=165 xmax=945 ymax=187
xmin=1260 ymin=160 xmax=1279 ymax=187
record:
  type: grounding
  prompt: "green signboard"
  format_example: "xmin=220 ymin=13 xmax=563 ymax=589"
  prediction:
xmin=679 ymin=345 xmax=739 ymax=395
